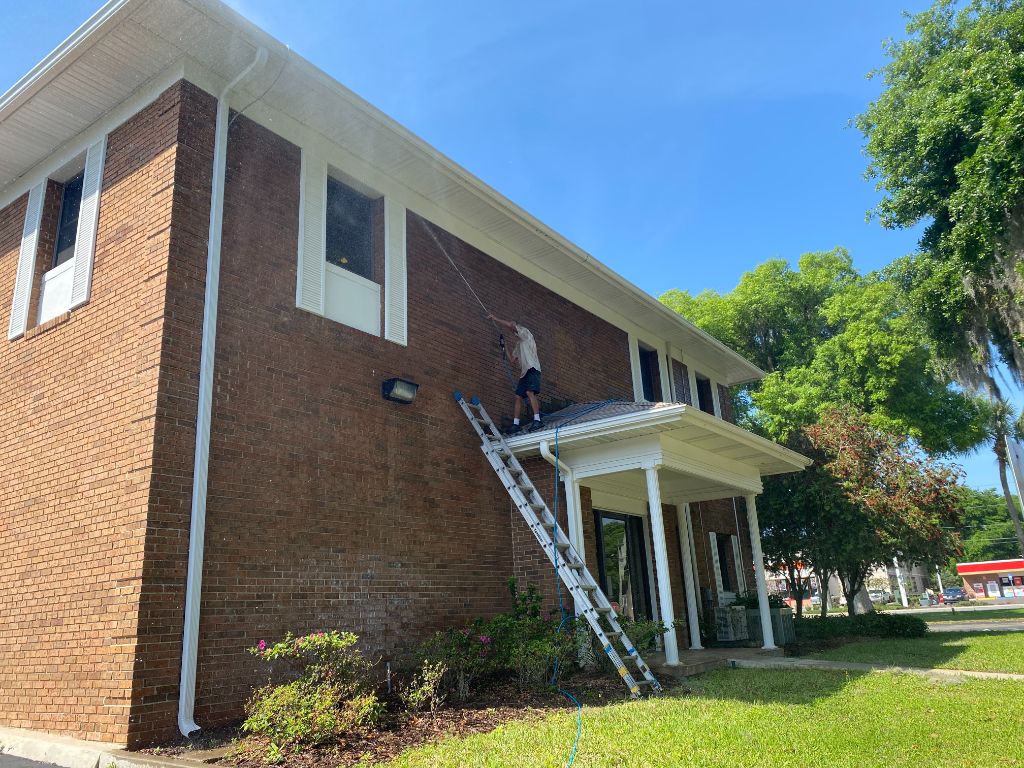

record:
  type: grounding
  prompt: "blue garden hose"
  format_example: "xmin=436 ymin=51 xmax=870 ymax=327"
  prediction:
xmin=548 ymin=400 xmax=620 ymax=768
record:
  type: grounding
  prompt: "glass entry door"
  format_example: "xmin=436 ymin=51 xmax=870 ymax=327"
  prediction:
xmin=594 ymin=510 xmax=653 ymax=621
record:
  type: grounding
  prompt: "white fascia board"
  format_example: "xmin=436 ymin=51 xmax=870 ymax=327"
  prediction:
xmin=505 ymin=405 xmax=688 ymax=454
xmin=589 ymin=489 xmax=649 ymax=517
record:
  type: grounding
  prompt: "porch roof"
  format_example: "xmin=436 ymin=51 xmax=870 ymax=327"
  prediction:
xmin=505 ymin=400 xmax=811 ymax=502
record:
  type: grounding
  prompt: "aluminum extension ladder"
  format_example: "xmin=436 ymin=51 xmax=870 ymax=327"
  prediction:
xmin=454 ymin=391 xmax=662 ymax=698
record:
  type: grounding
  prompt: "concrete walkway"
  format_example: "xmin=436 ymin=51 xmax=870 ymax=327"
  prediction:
xmin=0 ymin=727 xmax=202 ymax=768
xmin=728 ymin=655 xmax=1024 ymax=682
xmin=928 ymin=619 xmax=1024 ymax=633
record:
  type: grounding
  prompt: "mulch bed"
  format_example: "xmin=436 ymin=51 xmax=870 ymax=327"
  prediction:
xmin=142 ymin=674 xmax=663 ymax=767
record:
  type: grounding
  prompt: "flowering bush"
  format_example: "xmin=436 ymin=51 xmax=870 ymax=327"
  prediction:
xmin=243 ymin=630 xmax=383 ymax=756
xmin=418 ymin=578 xmax=579 ymax=699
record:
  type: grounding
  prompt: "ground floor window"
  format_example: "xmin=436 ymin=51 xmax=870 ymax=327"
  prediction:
xmin=594 ymin=510 xmax=652 ymax=621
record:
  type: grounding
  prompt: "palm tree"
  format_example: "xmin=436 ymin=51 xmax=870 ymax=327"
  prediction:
xmin=983 ymin=400 xmax=1024 ymax=558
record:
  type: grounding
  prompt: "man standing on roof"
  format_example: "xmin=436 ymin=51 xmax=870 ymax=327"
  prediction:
xmin=487 ymin=315 xmax=544 ymax=435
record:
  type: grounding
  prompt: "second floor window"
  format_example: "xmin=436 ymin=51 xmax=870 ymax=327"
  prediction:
xmin=325 ymin=176 xmax=373 ymax=281
xmin=695 ymin=373 xmax=715 ymax=415
xmin=53 ymin=171 xmax=84 ymax=267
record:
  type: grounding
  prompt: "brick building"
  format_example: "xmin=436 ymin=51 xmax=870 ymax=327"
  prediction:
xmin=0 ymin=0 xmax=809 ymax=747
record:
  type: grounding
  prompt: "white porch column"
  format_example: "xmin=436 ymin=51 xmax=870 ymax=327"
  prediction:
xmin=678 ymin=504 xmax=703 ymax=650
xmin=644 ymin=464 xmax=679 ymax=665
xmin=743 ymin=493 xmax=777 ymax=650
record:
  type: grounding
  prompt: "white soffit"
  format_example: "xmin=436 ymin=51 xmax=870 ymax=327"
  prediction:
xmin=0 ymin=0 xmax=763 ymax=385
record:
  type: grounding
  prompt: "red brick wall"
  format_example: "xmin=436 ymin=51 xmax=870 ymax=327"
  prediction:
xmin=689 ymin=498 xmax=755 ymax=610
xmin=181 ymin=110 xmax=636 ymax=727
xmin=0 ymin=81 xmax=208 ymax=745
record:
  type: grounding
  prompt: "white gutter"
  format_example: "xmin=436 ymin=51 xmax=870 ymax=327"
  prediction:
xmin=178 ymin=45 xmax=268 ymax=738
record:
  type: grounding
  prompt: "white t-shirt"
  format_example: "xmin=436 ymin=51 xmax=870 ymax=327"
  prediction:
xmin=513 ymin=325 xmax=541 ymax=377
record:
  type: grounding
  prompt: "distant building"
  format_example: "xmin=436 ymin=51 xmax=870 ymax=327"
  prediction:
xmin=958 ymin=559 xmax=1024 ymax=599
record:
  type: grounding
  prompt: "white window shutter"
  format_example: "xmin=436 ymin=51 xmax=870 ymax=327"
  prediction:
xmin=7 ymin=181 xmax=45 ymax=340
xmin=383 ymin=198 xmax=407 ymax=345
xmin=731 ymin=534 xmax=747 ymax=593
xmin=69 ymin=136 xmax=107 ymax=310
xmin=296 ymin=151 xmax=326 ymax=315
xmin=709 ymin=532 xmax=725 ymax=601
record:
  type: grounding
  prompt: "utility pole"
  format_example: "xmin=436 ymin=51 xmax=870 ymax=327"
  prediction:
xmin=935 ymin=566 xmax=944 ymax=593
xmin=892 ymin=557 xmax=909 ymax=608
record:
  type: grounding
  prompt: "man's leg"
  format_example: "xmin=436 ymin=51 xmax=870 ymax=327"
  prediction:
xmin=526 ymin=391 xmax=541 ymax=418
xmin=513 ymin=395 xmax=524 ymax=421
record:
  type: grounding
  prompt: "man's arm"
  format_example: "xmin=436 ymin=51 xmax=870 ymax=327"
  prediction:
xmin=486 ymin=314 xmax=518 ymax=333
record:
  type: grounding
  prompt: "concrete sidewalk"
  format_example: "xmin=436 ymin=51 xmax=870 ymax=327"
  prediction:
xmin=0 ymin=728 xmax=207 ymax=768
xmin=727 ymin=655 xmax=1024 ymax=682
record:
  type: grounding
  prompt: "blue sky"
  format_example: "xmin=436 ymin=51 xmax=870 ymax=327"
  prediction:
xmin=0 ymin=0 xmax=1016 ymax=490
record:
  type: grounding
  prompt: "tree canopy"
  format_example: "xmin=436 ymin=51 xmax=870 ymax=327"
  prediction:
xmin=661 ymin=249 xmax=984 ymax=454
xmin=859 ymin=0 xmax=1024 ymax=393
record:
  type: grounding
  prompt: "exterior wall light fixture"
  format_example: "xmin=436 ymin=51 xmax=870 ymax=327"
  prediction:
xmin=382 ymin=377 xmax=419 ymax=404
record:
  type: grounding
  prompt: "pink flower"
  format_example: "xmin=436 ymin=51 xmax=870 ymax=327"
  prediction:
xmin=257 ymin=640 xmax=266 ymax=652
xmin=479 ymin=635 xmax=492 ymax=645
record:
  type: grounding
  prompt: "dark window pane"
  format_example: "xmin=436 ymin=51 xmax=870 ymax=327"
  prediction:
xmin=53 ymin=172 xmax=84 ymax=268
xmin=639 ymin=348 xmax=658 ymax=401
xmin=716 ymin=534 xmax=732 ymax=592
xmin=695 ymin=375 xmax=715 ymax=415
xmin=594 ymin=510 xmax=652 ymax=621
xmin=325 ymin=176 xmax=374 ymax=280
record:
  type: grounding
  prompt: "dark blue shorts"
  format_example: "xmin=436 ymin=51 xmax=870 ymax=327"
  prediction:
xmin=516 ymin=367 xmax=541 ymax=398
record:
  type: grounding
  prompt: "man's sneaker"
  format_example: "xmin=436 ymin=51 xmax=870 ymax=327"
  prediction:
xmin=527 ymin=418 xmax=545 ymax=433
xmin=503 ymin=423 xmax=523 ymax=436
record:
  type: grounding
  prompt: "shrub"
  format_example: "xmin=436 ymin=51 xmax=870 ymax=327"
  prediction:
xmin=399 ymin=659 xmax=447 ymax=713
xmin=731 ymin=591 xmax=786 ymax=609
xmin=794 ymin=612 xmax=927 ymax=641
xmin=417 ymin=578 xmax=580 ymax=699
xmin=243 ymin=680 xmax=384 ymax=748
xmin=243 ymin=630 xmax=383 ymax=755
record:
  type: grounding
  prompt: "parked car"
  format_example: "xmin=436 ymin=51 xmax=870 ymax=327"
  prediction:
xmin=868 ymin=590 xmax=893 ymax=604
xmin=942 ymin=587 xmax=969 ymax=603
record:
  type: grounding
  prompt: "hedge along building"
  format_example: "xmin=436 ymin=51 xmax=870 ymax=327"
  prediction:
xmin=0 ymin=0 xmax=811 ymax=747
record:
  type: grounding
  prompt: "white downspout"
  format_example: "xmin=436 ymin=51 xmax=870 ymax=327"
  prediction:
xmin=178 ymin=46 xmax=268 ymax=738
xmin=539 ymin=440 xmax=584 ymax=559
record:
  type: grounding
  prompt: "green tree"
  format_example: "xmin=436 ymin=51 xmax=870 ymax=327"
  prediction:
xmin=957 ymin=486 xmax=1022 ymax=561
xmin=807 ymin=407 xmax=964 ymax=615
xmin=859 ymin=0 xmax=1024 ymax=393
xmin=979 ymin=400 xmax=1024 ymax=554
xmin=662 ymin=254 xmax=984 ymax=453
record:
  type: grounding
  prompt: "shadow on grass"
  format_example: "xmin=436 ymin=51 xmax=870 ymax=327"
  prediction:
xmin=807 ymin=629 xmax=1022 ymax=672
xmin=681 ymin=665 xmax=869 ymax=706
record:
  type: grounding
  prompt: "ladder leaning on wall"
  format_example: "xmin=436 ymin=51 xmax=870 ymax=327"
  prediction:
xmin=454 ymin=391 xmax=662 ymax=699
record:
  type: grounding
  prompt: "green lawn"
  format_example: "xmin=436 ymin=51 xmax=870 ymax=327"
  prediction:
xmin=810 ymin=631 xmax=1024 ymax=674
xmin=374 ymin=669 xmax=1024 ymax=767
xmin=926 ymin=608 xmax=1024 ymax=623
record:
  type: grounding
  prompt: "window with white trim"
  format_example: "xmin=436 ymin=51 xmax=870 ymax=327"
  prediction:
xmin=694 ymin=373 xmax=716 ymax=415
xmin=7 ymin=136 xmax=106 ymax=340
xmin=296 ymin=149 xmax=407 ymax=344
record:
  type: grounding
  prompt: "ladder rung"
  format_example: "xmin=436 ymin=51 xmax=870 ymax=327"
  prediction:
xmin=605 ymin=630 xmax=622 ymax=639
xmin=555 ymin=541 xmax=570 ymax=551
xmin=528 ymin=502 xmax=545 ymax=511
xmin=563 ymin=561 xmax=583 ymax=570
xmin=578 ymin=583 xmax=597 ymax=592
xmin=634 ymin=680 xmax=654 ymax=687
